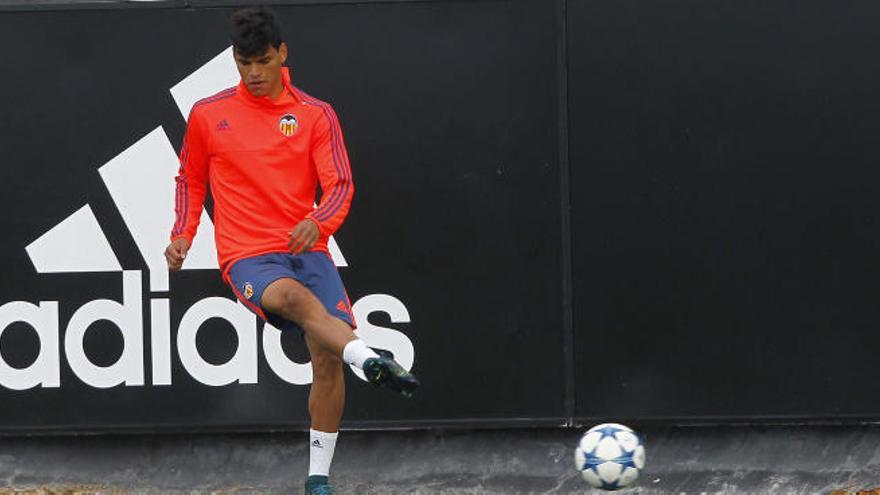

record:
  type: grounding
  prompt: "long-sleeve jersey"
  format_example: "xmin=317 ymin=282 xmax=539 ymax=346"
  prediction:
xmin=171 ymin=68 xmax=354 ymax=280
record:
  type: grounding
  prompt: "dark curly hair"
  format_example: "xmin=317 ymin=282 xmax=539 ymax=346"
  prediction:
xmin=230 ymin=6 xmax=283 ymax=57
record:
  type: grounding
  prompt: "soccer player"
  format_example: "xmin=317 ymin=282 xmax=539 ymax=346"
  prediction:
xmin=163 ymin=7 xmax=418 ymax=494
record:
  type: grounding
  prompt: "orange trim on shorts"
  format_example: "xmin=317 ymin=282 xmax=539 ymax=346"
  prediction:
xmin=229 ymin=282 xmax=267 ymax=321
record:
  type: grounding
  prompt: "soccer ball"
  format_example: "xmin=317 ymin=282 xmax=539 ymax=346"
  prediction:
xmin=574 ymin=423 xmax=645 ymax=490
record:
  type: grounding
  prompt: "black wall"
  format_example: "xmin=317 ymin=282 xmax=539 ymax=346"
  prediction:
xmin=0 ymin=0 xmax=877 ymax=432
xmin=0 ymin=0 xmax=563 ymax=432
xmin=569 ymin=0 xmax=880 ymax=421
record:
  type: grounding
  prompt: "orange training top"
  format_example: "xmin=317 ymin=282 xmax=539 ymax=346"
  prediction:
xmin=170 ymin=68 xmax=353 ymax=281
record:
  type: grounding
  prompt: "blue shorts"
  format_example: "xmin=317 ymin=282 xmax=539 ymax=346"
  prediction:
xmin=228 ymin=251 xmax=355 ymax=333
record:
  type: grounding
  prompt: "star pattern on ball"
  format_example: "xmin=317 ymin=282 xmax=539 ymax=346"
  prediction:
xmin=617 ymin=452 xmax=640 ymax=469
xmin=597 ymin=425 xmax=626 ymax=438
xmin=575 ymin=424 xmax=644 ymax=490
xmin=602 ymin=479 xmax=620 ymax=490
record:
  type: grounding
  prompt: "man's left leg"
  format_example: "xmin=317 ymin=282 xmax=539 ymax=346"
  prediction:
xmin=305 ymin=333 xmax=345 ymax=491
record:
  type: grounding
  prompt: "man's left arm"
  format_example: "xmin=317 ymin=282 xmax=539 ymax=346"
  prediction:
xmin=289 ymin=107 xmax=354 ymax=254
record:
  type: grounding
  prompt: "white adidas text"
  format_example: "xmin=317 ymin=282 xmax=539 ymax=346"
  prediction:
xmin=0 ymin=270 xmax=414 ymax=390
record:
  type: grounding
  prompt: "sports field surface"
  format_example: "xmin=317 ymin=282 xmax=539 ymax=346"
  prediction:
xmin=0 ymin=425 xmax=876 ymax=494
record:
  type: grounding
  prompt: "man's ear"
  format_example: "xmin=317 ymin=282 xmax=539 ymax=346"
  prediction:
xmin=279 ymin=42 xmax=288 ymax=64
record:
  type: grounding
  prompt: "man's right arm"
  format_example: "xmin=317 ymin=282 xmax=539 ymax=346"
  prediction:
xmin=167 ymin=109 xmax=210 ymax=270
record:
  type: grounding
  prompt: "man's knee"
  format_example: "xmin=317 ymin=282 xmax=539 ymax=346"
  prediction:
xmin=311 ymin=348 xmax=343 ymax=381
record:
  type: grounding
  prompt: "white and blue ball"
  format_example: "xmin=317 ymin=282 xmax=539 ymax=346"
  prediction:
xmin=574 ymin=423 xmax=645 ymax=490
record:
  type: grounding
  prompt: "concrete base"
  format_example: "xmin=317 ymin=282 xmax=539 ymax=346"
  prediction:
xmin=0 ymin=426 xmax=878 ymax=494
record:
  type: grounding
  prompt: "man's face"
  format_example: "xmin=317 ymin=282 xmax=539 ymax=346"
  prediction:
xmin=234 ymin=43 xmax=288 ymax=98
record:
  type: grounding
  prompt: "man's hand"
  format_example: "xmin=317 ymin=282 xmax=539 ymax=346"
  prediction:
xmin=165 ymin=238 xmax=191 ymax=271
xmin=288 ymin=219 xmax=320 ymax=255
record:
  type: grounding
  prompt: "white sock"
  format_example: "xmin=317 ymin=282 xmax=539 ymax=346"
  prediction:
xmin=342 ymin=339 xmax=379 ymax=369
xmin=309 ymin=429 xmax=339 ymax=477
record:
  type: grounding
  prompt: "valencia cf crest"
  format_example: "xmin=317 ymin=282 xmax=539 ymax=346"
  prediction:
xmin=279 ymin=114 xmax=298 ymax=137
xmin=243 ymin=282 xmax=254 ymax=300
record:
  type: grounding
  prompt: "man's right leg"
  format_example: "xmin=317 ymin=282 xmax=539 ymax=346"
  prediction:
xmin=303 ymin=334 xmax=345 ymax=494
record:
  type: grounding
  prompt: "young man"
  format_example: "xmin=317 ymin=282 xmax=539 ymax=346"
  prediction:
xmin=164 ymin=7 xmax=418 ymax=494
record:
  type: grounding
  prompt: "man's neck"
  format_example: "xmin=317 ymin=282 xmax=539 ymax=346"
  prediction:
xmin=267 ymin=82 xmax=285 ymax=100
